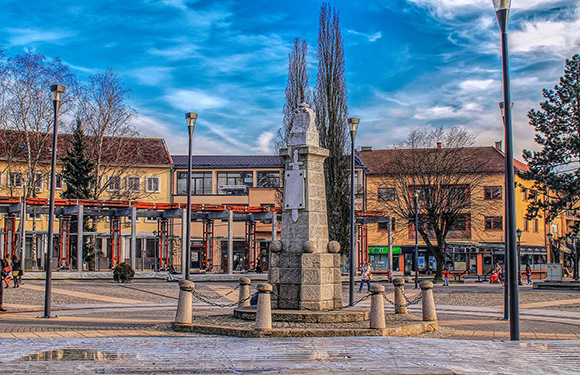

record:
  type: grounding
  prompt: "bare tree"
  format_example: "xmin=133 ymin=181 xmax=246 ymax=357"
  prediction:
xmin=278 ymin=38 xmax=310 ymax=150
xmin=370 ymin=127 xmax=492 ymax=279
xmin=76 ymin=68 xmax=140 ymax=199
xmin=314 ymin=3 xmax=350 ymax=253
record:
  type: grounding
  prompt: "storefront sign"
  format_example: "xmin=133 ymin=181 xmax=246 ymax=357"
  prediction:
xmin=368 ymin=246 xmax=401 ymax=255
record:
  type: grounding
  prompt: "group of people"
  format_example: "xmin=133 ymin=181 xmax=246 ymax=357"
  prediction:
xmin=489 ymin=263 xmax=533 ymax=284
xmin=0 ymin=254 xmax=22 ymax=312
xmin=357 ymin=262 xmax=393 ymax=293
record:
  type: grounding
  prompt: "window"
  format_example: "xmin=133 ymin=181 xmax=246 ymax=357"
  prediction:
xmin=145 ymin=216 xmax=157 ymax=223
xmin=378 ymin=218 xmax=395 ymax=231
xmin=146 ymin=177 xmax=160 ymax=193
xmin=521 ymin=188 xmax=528 ymax=201
xmin=27 ymin=213 xmax=42 ymax=221
xmin=450 ymin=215 xmax=469 ymax=231
xmin=484 ymin=186 xmax=502 ymax=200
xmin=107 ymin=175 xmax=122 ymax=191
xmin=523 ymin=218 xmax=529 ymax=232
xmin=485 ymin=216 xmax=503 ymax=230
xmin=55 ymin=174 xmax=63 ymax=190
xmin=9 ymin=172 xmax=23 ymax=188
xmin=217 ymin=171 xmax=252 ymax=195
xmin=354 ymin=171 xmax=363 ymax=195
xmin=257 ymin=171 xmax=280 ymax=188
xmin=533 ymin=219 xmax=539 ymax=232
xmin=378 ymin=188 xmax=395 ymax=202
xmin=176 ymin=172 xmax=212 ymax=195
xmin=260 ymin=203 xmax=275 ymax=208
xmin=33 ymin=173 xmax=43 ymax=191
xmin=127 ymin=177 xmax=140 ymax=192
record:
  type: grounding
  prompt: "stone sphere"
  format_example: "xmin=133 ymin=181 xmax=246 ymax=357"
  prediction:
xmin=327 ymin=241 xmax=341 ymax=253
xmin=270 ymin=240 xmax=283 ymax=253
xmin=303 ymin=240 xmax=316 ymax=253
xmin=370 ymin=284 xmax=385 ymax=293
xmin=179 ymin=280 xmax=195 ymax=291
xmin=239 ymin=277 xmax=251 ymax=285
xmin=257 ymin=283 xmax=273 ymax=292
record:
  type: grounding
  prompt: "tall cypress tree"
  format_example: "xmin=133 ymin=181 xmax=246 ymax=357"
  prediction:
xmin=314 ymin=3 xmax=350 ymax=254
xmin=62 ymin=119 xmax=94 ymax=199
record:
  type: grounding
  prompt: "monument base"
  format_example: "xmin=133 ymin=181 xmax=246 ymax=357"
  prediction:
xmin=233 ymin=306 xmax=368 ymax=323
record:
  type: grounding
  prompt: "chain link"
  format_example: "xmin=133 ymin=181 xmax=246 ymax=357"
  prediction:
xmin=269 ymin=290 xmax=371 ymax=312
xmin=191 ymin=289 xmax=252 ymax=308
xmin=190 ymin=285 xmax=240 ymax=301
xmin=381 ymin=286 xmax=423 ymax=308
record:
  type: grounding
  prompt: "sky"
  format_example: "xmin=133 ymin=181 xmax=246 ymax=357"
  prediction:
xmin=1 ymin=0 xmax=579 ymax=157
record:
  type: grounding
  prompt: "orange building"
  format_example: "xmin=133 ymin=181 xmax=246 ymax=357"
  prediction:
xmin=358 ymin=144 xmax=558 ymax=278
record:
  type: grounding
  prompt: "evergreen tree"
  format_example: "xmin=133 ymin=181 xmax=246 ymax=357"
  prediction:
xmin=523 ymin=54 xmax=580 ymax=226
xmin=314 ymin=3 xmax=350 ymax=254
xmin=62 ymin=119 xmax=94 ymax=199
xmin=61 ymin=119 xmax=96 ymax=270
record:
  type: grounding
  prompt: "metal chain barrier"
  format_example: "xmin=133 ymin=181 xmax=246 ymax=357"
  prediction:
xmin=401 ymin=287 xmax=423 ymax=306
xmin=191 ymin=288 xmax=252 ymax=308
xmin=270 ymin=290 xmax=371 ymax=312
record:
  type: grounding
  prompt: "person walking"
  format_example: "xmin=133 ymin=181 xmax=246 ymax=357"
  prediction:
xmin=358 ymin=262 xmax=372 ymax=293
xmin=2 ymin=255 xmax=12 ymax=289
xmin=525 ymin=264 xmax=532 ymax=285
xmin=0 ymin=256 xmax=7 ymax=311
xmin=11 ymin=255 xmax=21 ymax=288
xmin=442 ymin=268 xmax=450 ymax=286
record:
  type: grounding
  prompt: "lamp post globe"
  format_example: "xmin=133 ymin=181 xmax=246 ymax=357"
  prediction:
xmin=347 ymin=117 xmax=360 ymax=306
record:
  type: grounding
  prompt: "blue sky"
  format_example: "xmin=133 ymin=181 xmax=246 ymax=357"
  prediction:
xmin=1 ymin=0 xmax=579 ymax=157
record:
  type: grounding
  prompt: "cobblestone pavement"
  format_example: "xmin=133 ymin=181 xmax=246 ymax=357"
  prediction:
xmin=0 ymin=336 xmax=579 ymax=374
xmin=1 ymin=279 xmax=580 ymax=341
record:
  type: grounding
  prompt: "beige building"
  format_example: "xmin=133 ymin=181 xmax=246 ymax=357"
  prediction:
xmin=171 ymin=155 xmax=283 ymax=273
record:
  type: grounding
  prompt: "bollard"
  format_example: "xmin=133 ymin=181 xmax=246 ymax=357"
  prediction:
xmin=369 ymin=284 xmax=386 ymax=329
xmin=175 ymin=280 xmax=195 ymax=325
xmin=238 ymin=277 xmax=251 ymax=307
xmin=419 ymin=280 xmax=437 ymax=321
xmin=393 ymin=278 xmax=407 ymax=314
xmin=254 ymin=283 xmax=273 ymax=331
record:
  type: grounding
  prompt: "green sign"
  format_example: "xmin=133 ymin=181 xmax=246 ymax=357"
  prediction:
xmin=368 ymin=246 xmax=401 ymax=255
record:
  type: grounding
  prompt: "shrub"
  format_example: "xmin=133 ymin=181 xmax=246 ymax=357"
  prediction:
xmin=113 ymin=262 xmax=135 ymax=283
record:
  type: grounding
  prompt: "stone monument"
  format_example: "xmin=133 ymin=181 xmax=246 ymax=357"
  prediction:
xmin=269 ymin=103 xmax=343 ymax=310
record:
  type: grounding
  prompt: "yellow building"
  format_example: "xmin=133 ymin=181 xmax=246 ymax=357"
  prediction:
xmin=359 ymin=144 xmax=557 ymax=278
xmin=0 ymin=130 xmax=173 ymax=271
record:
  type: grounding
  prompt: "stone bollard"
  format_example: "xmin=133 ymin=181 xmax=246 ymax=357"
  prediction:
xmin=238 ymin=277 xmax=251 ymax=307
xmin=175 ymin=280 xmax=195 ymax=325
xmin=393 ymin=278 xmax=407 ymax=314
xmin=254 ymin=283 xmax=273 ymax=331
xmin=369 ymin=284 xmax=386 ymax=329
xmin=419 ymin=280 xmax=437 ymax=321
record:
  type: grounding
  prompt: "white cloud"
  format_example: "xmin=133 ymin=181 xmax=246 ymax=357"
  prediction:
xmin=406 ymin=0 xmax=567 ymax=19
xmin=128 ymin=67 xmax=173 ymax=86
xmin=414 ymin=105 xmax=459 ymax=120
xmin=164 ymin=89 xmax=228 ymax=112
xmin=3 ymin=28 xmax=73 ymax=46
xmin=345 ymin=29 xmax=383 ymax=43
xmin=459 ymin=79 xmax=496 ymax=91
xmin=511 ymin=18 xmax=580 ymax=56
xmin=252 ymin=131 xmax=275 ymax=154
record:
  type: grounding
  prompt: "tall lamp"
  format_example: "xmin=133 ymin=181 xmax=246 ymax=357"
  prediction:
xmin=185 ymin=112 xmax=198 ymax=280
xmin=516 ymin=229 xmax=522 ymax=285
xmin=44 ymin=84 xmax=66 ymax=319
xmin=492 ymin=0 xmax=519 ymax=341
xmin=348 ymin=117 xmax=360 ymax=306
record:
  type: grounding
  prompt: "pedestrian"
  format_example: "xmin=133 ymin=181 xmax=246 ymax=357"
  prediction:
xmin=256 ymin=258 xmax=262 ymax=274
xmin=495 ymin=263 xmax=504 ymax=284
xmin=0 ymin=270 xmax=5 ymax=312
xmin=11 ymin=254 xmax=21 ymax=288
xmin=358 ymin=262 xmax=372 ymax=293
xmin=2 ymin=255 xmax=12 ymax=289
xmin=442 ymin=268 xmax=450 ymax=286
xmin=386 ymin=268 xmax=393 ymax=283
xmin=525 ymin=264 xmax=532 ymax=284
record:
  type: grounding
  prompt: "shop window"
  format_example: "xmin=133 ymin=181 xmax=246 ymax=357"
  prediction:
xmin=176 ymin=172 xmax=212 ymax=195
xmin=485 ymin=216 xmax=503 ymax=230
xmin=378 ymin=188 xmax=395 ymax=202
xmin=257 ymin=171 xmax=280 ymax=188
xmin=484 ymin=186 xmax=502 ymax=200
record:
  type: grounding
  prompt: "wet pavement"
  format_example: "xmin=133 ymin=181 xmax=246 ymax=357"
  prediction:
xmin=0 ymin=336 xmax=579 ymax=374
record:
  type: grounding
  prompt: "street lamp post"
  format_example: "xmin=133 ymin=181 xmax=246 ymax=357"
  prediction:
xmin=185 ymin=112 xmax=198 ymax=280
xmin=348 ymin=117 xmax=360 ymax=306
xmin=516 ymin=229 xmax=522 ymax=286
xmin=492 ymin=0 xmax=519 ymax=341
xmin=574 ymin=236 xmax=579 ymax=281
xmin=44 ymin=84 xmax=65 ymax=319
xmin=547 ymin=232 xmax=553 ymax=264
xmin=414 ymin=192 xmax=419 ymax=289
